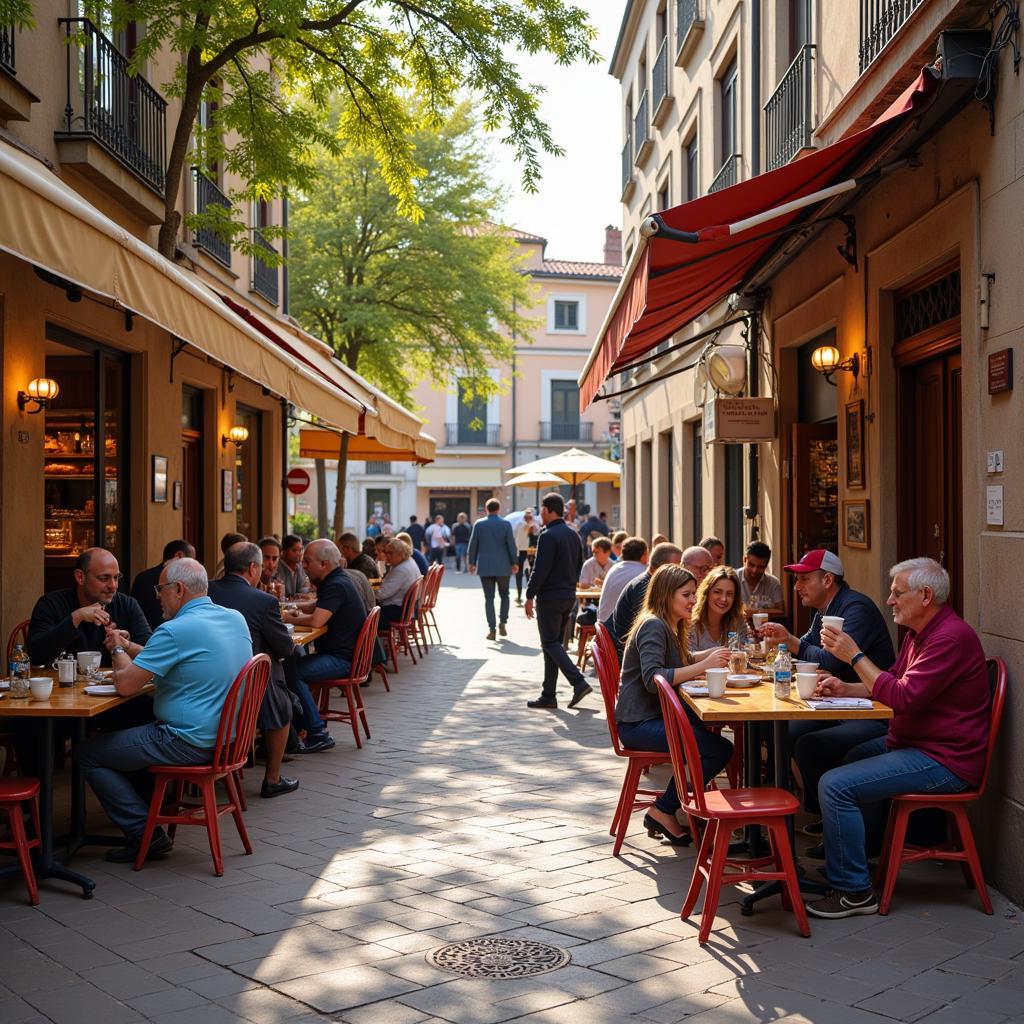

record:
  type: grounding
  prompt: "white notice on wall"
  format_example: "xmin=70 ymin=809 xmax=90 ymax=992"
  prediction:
xmin=986 ymin=485 xmax=1004 ymax=526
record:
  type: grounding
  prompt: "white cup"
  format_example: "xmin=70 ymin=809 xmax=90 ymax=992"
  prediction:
xmin=29 ymin=677 xmax=53 ymax=700
xmin=705 ymin=668 xmax=729 ymax=698
xmin=751 ymin=612 xmax=769 ymax=629
xmin=77 ymin=651 xmax=102 ymax=675
xmin=796 ymin=672 xmax=818 ymax=699
xmin=795 ymin=661 xmax=817 ymax=674
xmin=821 ymin=615 xmax=845 ymax=632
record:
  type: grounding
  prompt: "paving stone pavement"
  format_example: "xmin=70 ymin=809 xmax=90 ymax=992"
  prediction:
xmin=1 ymin=573 xmax=1022 ymax=1024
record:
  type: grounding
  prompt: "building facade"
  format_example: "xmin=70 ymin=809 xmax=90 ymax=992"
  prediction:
xmin=604 ymin=0 xmax=1024 ymax=902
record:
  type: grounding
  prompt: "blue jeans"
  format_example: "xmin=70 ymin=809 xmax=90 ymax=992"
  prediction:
xmin=455 ymin=543 xmax=469 ymax=571
xmin=617 ymin=715 xmax=733 ymax=815
xmin=793 ymin=719 xmax=888 ymax=814
xmin=819 ymin=736 xmax=967 ymax=893
xmin=294 ymin=653 xmax=353 ymax=735
xmin=481 ymin=576 xmax=510 ymax=630
xmin=75 ymin=723 xmax=212 ymax=837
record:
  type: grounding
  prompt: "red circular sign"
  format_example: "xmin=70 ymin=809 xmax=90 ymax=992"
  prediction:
xmin=286 ymin=467 xmax=311 ymax=495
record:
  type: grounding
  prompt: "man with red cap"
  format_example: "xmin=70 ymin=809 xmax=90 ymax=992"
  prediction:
xmin=759 ymin=549 xmax=895 ymax=847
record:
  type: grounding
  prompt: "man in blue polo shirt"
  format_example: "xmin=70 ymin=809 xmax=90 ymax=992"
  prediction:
xmin=76 ymin=558 xmax=252 ymax=864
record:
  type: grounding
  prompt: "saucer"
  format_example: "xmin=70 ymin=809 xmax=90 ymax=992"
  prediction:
xmin=726 ymin=674 xmax=762 ymax=687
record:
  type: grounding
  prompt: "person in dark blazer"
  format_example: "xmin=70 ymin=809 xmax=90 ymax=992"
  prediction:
xmin=208 ymin=542 xmax=300 ymax=798
xmin=130 ymin=539 xmax=195 ymax=631
xmin=525 ymin=492 xmax=590 ymax=709
xmin=467 ymin=499 xmax=519 ymax=640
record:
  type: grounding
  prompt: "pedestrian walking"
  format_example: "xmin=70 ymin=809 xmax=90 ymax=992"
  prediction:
xmin=467 ymin=499 xmax=519 ymax=641
xmin=525 ymin=492 xmax=591 ymax=709
xmin=513 ymin=508 xmax=538 ymax=605
xmin=425 ymin=515 xmax=450 ymax=567
xmin=452 ymin=513 xmax=472 ymax=572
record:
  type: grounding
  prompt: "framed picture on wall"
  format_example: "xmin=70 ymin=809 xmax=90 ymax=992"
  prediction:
xmin=845 ymin=400 xmax=866 ymax=489
xmin=843 ymin=499 xmax=870 ymax=549
xmin=152 ymin=455 xmax=168 ymax=503
xmin=172 ymin=480 xmax=182 ymax=510
xmin=221 ymin=469 xmax=233 ymax=513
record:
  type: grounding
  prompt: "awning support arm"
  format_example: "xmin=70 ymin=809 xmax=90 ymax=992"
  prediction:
xmin=608 ymin=314 xmax=752 ymax=380
xmin=169 ymin=337 xmax=187 ymax=383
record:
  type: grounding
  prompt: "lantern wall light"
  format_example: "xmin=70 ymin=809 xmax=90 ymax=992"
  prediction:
xmin=222 ymin=425 xmax=250 ymax=447
xmin=17 ymin=377 xmax=60 ymax=413
xmin=811 ymin=345 xmax=860 ymax=387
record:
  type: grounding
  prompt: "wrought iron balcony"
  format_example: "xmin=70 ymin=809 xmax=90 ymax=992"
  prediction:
xmin=192 ymin=168 xmax=232 ymax=267
xmin=860 ymin=0 xmax=924 ymax=73
xmin=708 ymin=153 xmax=741 ymax=194
xmin=633 ymin=91 xmax=652 ymax=166
xmin=621 ymin=136 xmax=633 ymax=196
xmin=56 ymin=19 xmax=166 ymax=193
xmin=539 ymin=421 xmax=593 ymax=443
xmin=1 ymin=23 xmax=15 ymax=76
xmin=765 ymin=44 xmax=816 ymax=171
xmin=445 ymin=422 xmax=500 ymax=446
xmin=251 ymin=228 xmax=278 ymax=304
xmin=652 ymin=37 xmax=670 ymax=123
xmin=675 ymin=0 xmax=703 ymax=60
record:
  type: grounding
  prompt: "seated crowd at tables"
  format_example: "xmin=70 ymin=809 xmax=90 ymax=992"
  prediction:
xmin=14 ymin=528 xmax=428 ymax=864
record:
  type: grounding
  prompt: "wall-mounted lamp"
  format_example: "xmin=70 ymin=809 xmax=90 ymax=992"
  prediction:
xmin=17 ymin=377 xmax=60 ymax=414
xmin=811 ymin=345 xmax=860 ymax=387
xmin=222 ymin=425 xmax=250 ymax=448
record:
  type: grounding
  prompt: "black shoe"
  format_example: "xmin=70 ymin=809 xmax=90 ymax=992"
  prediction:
xmin=499 ymin=623 xmax=508 ymax=637
xmin=806 ymin=888 xmax=878 ymax=919
xmin=359 ymin=678 xmax=372 ymax=687
xmin=106 ymin=827 xmax=173 ymax=864
xmin=527 ymin=697 xmax=557 ymax=709
xmin=298 ymin=733 xmax=335 ymax=753
xmin=643 ymin=813 xmax=692 ymax=846
xmin=261 ymin=776 xmax=300 ymax=799
xmin=486 ymin=629 xmax=497 ymax=641
xmin=568 ymin=684 xmax=593 ymax=709
xmin=802 ymin=819 xmax=824 ymax=837
xmin=805 ymin=842 xmax=825 ymax=860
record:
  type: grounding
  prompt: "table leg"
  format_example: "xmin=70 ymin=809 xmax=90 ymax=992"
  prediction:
xmin=63 ymin=720 xmax=124 ymax=858
xmin=741 ymin=721 xmax=766 ymax=856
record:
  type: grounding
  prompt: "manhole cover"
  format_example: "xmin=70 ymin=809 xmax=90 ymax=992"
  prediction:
xmin=426 ymin=937 xmax=571 ymax=979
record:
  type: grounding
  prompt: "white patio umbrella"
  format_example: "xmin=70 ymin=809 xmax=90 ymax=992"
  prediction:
xmin=505 ymin=471 xmax=570 ymax=511
xmin=506 ymin=448 xmax=620 ymax=502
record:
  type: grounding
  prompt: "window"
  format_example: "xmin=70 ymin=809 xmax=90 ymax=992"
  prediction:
xmin=657 ymin=181 xmax=670 ymax=211
xmin=550 ymin=380 xmax=581 ymax=441
xmin=641 ymin=440 xmax=653 ymax=543
xmin=457 ymin=379 xmax=488 ymax=444
xmin=690 ymin=421 xmax=703 ymax=539
xmin=724 ymin=442 xmax=744 ymax=565
xmin=790 ymin=0 xmax=811 ymax=60
xmin=686 ymin=135 xmax=699 ymax=201
xmin=366 ymin=488 xmax=390 ymax=522
xmin=660 ymin=428 xmax=674 ymax=538
xmin=234 ymin=405 xmax=262 ymax=539
xmin=366 ymin=461 xmax=391 ymax=474
xmin=554 ymin=300 xmax=579 ymax=331
xmin=720 ymin=58 xmax=738 ymax=162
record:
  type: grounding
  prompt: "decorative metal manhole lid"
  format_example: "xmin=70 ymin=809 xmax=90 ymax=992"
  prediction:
xmin=426 ymin=937 xmax=571 ymax=979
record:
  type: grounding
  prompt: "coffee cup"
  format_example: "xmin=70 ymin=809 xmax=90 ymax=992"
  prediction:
xmin=705 ymin=668 xmax=729 ymax=698
xmin=29 ymin=677 xmax=53 ymax=701
xmin=77 ymin=651 xmax=102 ymax=676
xmin=821 ymin=615 xmax=845 ymax=632
xmin=53 ymin=657 xmax=77 ymax=685
xmin=795 ymin=661 xmax=817 ymax=674
xmin=796 ymin=672 xmax=818 ymax=699
xmin=751 ymin=612 xmax=769 ymax=629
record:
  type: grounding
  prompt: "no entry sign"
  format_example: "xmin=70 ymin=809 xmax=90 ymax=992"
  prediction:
xmin=286 ymin=467 xmax=311 ymax=495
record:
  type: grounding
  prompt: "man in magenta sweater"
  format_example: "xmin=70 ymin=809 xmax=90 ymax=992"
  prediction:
xmin=805 ymin=557 xmax=990 ymax=919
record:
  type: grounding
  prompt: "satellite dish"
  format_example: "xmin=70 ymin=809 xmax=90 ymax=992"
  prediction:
xmin=706 ymin=344 xmax=747 ymax=395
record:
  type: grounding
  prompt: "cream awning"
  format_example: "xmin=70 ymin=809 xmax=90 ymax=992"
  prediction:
xmin=0 ymin=140 xmax=360 ymax=433
xmin=418 ymin=466 xmax=503 ymax=488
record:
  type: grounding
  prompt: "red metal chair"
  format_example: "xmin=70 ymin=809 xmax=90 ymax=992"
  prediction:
xmin=591 ymin=624 xmax=671 ymax=856
xmin=0 ymin=777 xmax=41 ymax=905
xmin=411 ymin=568 xmax=434 ymax=654
xmin=576 ymin=623 xmax=596 ymax=670
xmin=134 ymin=654 xmax=270 ymax=876
xmin=654 ymin=675 xmax=809 ymax=943
xmin=876 ymin=656 xmax=1007 ymax=916
xmin=379 ymin=580 xmax=422 ymax=670
xmin=311 ymin=607 xmax=378 ymax=749
xmin=419 ymin=564 xmax=444 ymax=646
xmin=2 ymin=620 xmax=29 ymax=777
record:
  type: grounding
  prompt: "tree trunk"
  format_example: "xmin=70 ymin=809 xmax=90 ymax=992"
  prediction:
xmin=315 ymin=458 xmax=329 ymax=537
xmin=332 ymin=432 xmax=350 ymax=539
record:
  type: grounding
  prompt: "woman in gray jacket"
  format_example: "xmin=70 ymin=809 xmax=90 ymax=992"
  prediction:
xmin=615 ymin=564 xmax=733 ymax=845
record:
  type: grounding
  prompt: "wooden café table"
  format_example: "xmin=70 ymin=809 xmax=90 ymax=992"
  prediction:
xmin=677 ymin=674 xmax=893 ymax=914
xmin=291 ymin=625 xmax=326 ymax=648
xmin=575 ymin=587 xmax=602 ymax=603
xmin=0 ymin=671 xmax=146 ymax=898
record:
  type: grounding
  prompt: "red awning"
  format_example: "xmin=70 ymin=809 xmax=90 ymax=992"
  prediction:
xmin=579 ymin=69 xmax=939 ymax=409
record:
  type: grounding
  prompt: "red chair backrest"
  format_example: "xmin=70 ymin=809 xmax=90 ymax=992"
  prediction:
xmin=594 ymin=622 xmax=620 ymax=684
xmin=976 ymin=656 xmax=1008 ymax=796
xmin=6 ymin=620 xmax=29 ymax=666
xmin=429 ymin=564 xmax=444 ymax=603
xmin=349 ymin=606 xmax=381 ymax=683
xmin=421 ymin=565 xmax=441 ymax=611
xmin=655 ymin=674 xmax=710 ymax=816
xmin=592 ymin=640 xmax=626 ymax=756
xmin=398 ymin=578 xmax=421 ymax=627
xmin=210 ymin=654 xmax=270 ymax=774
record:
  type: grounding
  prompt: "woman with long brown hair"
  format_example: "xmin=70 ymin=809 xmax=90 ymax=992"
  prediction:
xmin=690 ymin=566 xmax=749 ymax=651
xmin=615 ymin=564 xmax=733 ymax=845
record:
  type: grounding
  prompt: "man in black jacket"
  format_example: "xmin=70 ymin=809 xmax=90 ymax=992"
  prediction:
xmin=525 ymin=492 xmax=590 ymax=709
xmin=129 ymin=539 xmax=195 ymax=631
xmin=209 ymin=542 xmax=300 ymax=798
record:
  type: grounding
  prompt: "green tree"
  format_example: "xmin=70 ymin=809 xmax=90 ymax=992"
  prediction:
xmin=289 ymin=100 xmax=537 ymax=534
xmin=2 ymin=1 xmax=597 ymax=260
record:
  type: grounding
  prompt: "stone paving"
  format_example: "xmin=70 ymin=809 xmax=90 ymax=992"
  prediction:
xmin=1 ymin=573 xmax=1022 ymax=1024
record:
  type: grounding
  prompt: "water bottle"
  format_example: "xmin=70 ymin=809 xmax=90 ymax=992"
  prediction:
xmin=9 ymin=643 xmax=30 ymax=700
xmin=774 ymin=645 xmax=793 ymax=700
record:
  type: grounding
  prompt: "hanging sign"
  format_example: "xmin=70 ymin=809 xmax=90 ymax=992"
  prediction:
xmin=703 ymin=397 xmax=776 ymax=443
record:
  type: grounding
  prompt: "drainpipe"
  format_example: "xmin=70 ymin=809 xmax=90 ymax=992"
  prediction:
xmin=510 ymin=299 xmax=517 ymax=507
xmin=281 ymin=399 xmax=290 ymax=533
xmin=746 ymin=0 xmax=761 ymax=540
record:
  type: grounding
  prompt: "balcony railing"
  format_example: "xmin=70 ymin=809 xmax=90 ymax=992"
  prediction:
xmin=676 ymin=0 xmax=701 ymax=52
xmin=621 ymin=136 xmax=633 ymax=193
xmin=765 ymin=44 xmax=815 ymax=171
xmin=251 ymin=228 xmax=279 ymax=304
xmin=1 ymin=23 xmax=15 ymax=76
xmin=652 ymin=37 xmax=669 ymax=117
xmin=445 ymin=422 xmax=500 ymax=446
xmin=633 ymin=90 xmax=651 ymax=166
xmin=859 ymin=0 xmax=924 ymax=73
xmin=366 ymin=461 xmax=391 ymax=474
xmin=57 ymin=19 xmax=166 ymax=193
xmin=192 ymin=168 xmax=232 ymax=267
xmin=540 ymin=421 xmax=593 ymax=443
xmin=708 ymin=153 xmax=740 ymax=194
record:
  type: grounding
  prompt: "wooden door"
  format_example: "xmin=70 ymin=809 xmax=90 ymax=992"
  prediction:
xmin=181 ymin=429 xmax=203 ymax=561
xmin=898 ymin=349 xmax=962 ymax=612
xmin=790 ymin=421 xmax=839 ymax=635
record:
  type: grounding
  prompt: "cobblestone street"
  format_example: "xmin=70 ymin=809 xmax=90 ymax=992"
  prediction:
xmin=2 ymin=574 xmax=1022 ymax=1024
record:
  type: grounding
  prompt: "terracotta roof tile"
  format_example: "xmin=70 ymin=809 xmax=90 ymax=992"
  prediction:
xmin=535 ymin=260 xmax=622 ymax=279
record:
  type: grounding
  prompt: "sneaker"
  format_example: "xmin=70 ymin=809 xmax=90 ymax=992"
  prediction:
xmin=515 ymin=597 xmax=523 ymax=606
xmin=527 ymin=697 xmax=558 ymax=709
xmin=801 ymin=820 xmax=824 ymax=837
xmin=105 ymin=827 xmax=173 ymax=864
xmin=806 ymin=888 xmax=878 ymax=919
xmin=298 ymin=733 xmax=335 ymax=753
xmin=486 ymin=629 xmax=497 ymax=641
xmin=499 ymin=623 xmax=508 ymax=637
xmin=804 ymin=842 xmax=825 ymax=860
xmin=568 ymin=684 xmax=593 ymax=709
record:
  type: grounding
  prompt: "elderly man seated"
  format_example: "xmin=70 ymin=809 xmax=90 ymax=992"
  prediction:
xmin=806 ymin=558 xmax=991 ymax=919
xmin=376 ymin=537 xmax=422 ymax=627
xmin=75 ymin=559 xmax=253 ymax=863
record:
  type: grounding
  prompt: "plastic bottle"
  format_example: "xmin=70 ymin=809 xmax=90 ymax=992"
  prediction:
xmin=774 ymin=645 xmax=793 ymax=699
xmin=9 ymin=643 xmax=30 ymax=699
